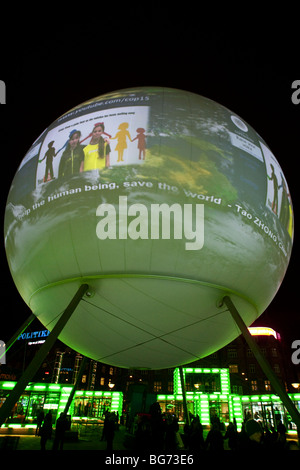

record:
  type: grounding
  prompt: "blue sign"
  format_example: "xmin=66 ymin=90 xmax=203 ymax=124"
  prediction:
xmin=17 ymin=330 xmax=50 ymax=341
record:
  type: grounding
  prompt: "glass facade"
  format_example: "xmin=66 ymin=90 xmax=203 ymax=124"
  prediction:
xmin=0 ymin=381 xmax=123 ymax=430
xmin=157 ymin=368 xmax=300 ymax=433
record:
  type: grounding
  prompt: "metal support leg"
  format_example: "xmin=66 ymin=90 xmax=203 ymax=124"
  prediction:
xmin=222 ymin=295 xmax=300 ymax=442
xmin=0 ymin=312 xmax=35 ymax=362
xmin=64 ymin=356 xmax=89 ymax=415
xmin=179 ymin=366 xmax=190 ymax=427
xmin=0 ymin=284 xmax=89 ymax=427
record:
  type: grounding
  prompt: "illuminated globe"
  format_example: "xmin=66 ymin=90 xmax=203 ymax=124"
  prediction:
xmin=4 ymin=87 xmax=294 ymax=369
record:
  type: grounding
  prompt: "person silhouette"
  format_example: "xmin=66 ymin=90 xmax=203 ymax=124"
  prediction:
xmin=267 ymin=164 xmax=279 ymax=215
xmin=39 ymin=141 xmax=56 ymax=182
xmin=132 ymin=128 xmax=146 ymax=160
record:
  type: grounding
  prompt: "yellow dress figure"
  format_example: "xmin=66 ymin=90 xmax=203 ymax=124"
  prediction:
xmin=111 ymin=122 xmax=131 ymax=162
xmin=83 ymin=123 xmax=111 ymax=171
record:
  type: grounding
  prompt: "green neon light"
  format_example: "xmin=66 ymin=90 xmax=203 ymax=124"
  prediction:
xmin=1 ymin=382 xmax=15 ymax=388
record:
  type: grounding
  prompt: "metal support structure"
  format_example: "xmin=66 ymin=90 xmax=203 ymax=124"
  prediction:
xmin=0 ymin=284 xmax=89 ymax=427
xmin=0 ymin=312 xmax=35 ymax=362
xmin=179 ymin=366 xmax=190 ymax=427
xmin=64 ymin=356 xmax=89 ymax=415
xmin=222 ymin=295 xmax=300 ymax=442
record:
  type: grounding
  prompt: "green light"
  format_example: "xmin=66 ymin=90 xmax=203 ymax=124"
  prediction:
xmin=1 ymin=382 xmax=15 ymax=388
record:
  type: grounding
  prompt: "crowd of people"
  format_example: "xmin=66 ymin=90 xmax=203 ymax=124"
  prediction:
xmin=127 ymin=405 xmax=300 ymax=452
xmin=36 ymin=410 xmax=71 ymax=451
xmin=34 ymin=404 xmax=299 ymax=452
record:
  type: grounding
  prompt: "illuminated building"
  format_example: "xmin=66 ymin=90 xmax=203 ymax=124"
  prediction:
xmin=157 ymin=367 xmax=300 ymax=434
xmin=0 ymin=381 xmax=123 ymax=433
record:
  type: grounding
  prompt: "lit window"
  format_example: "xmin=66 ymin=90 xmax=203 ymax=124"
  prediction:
xmin=251 ymin=380 xmax=258 ymax=391
xmin=264 ymin=380 xmax=271 ymax=391
xmin=229 ymin=364 xmax=238 ymax=373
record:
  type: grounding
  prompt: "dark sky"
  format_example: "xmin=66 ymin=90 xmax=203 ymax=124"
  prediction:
xmin=0 ymin=14 xmax=299 ymax=351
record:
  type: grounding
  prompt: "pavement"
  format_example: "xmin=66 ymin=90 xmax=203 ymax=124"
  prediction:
xmin=0 ymin=424 xmax=130 ymax=451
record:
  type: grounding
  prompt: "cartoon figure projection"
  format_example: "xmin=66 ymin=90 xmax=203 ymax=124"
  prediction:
xmin=132 ymin=128 xmax=146 ymax=160
xmin=58 ymin=130 xmax=85 ymax=178
xmin=82 ymin=123 xmax=111 ymax=171
xmin=267 ymin=164 xmax=279 ymax=215
xmin=279 ymin=177 xmax=293 ymax=237
xmin=39 ymin=141 xmax=57 ymax=182
xmin=111 ymin=122 xmax=131 ymax=162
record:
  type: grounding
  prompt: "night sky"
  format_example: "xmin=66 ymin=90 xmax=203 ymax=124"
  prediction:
xmin=0 ymin=14 xmax=299 ymax=356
